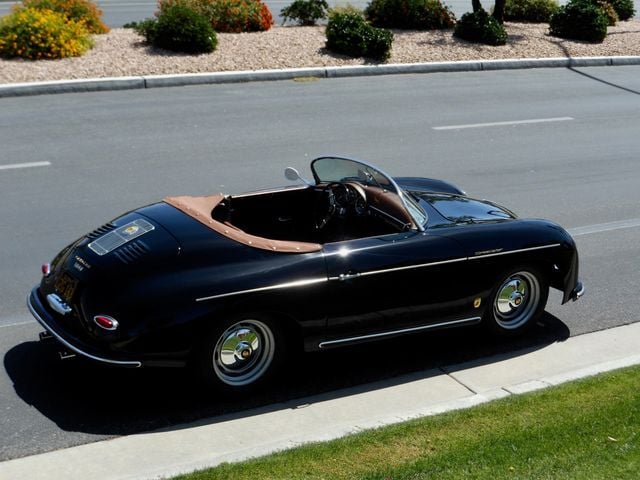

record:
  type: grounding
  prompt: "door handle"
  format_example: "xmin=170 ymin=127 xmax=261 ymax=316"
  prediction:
xmin=339 ymin=270 xmax=361 ymax=281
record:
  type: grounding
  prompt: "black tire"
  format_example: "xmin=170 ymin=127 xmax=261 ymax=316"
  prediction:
xmin=196 ymin=315 xmax=285 ymax=393
xmin=483 ymin=267 xmax=549 ymax=336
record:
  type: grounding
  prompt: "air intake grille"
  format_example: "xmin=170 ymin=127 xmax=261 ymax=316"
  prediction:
xmin=86 ymin=222 xmax=116 ymax=240
xmin=114 ymin=240 xmax=150 ymax=265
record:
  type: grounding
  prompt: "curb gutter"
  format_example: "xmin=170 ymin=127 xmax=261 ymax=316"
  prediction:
xmin=2 ymin=55 xmax=640 ymax=98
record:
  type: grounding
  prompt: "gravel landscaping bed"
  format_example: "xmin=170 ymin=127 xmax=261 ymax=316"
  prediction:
xmin=1 ymin=21 xmax=640 ymax=84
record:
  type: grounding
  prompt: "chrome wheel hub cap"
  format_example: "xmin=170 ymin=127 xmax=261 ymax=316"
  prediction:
xmin=213 ymin=320 xmax=275 ymax=387
xmin=497 ymin=279 xmax=527 ymax=315
xmin=493 ymin=272 xmax=540 ymax=330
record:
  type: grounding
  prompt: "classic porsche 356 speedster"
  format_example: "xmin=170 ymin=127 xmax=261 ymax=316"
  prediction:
xmin=28 ymin=156 xmax=583 ymax=391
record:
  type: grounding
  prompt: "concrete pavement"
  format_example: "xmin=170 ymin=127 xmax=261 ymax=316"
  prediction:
xmin=1 ymin=321 xmax=639 ymax=480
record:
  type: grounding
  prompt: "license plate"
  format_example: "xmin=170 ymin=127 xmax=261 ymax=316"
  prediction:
xmin=54 ymin=273 xmax=78 ymax=303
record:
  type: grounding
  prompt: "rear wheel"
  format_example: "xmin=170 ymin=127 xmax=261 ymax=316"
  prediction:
xmin=484 ymin=268 xmax=549 ymax=336
xmin=197 ymin=316 xmax=284 ymax=392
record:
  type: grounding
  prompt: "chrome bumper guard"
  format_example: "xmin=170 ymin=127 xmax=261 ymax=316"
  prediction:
xmin=27 ymin=288 xmax=141 ymax=368
xmin=570 ymin=281 xmax=585 ymax=302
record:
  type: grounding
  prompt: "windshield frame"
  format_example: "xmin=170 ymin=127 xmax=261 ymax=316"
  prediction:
xmin=311 ymin=156 xmax=427 ymax=232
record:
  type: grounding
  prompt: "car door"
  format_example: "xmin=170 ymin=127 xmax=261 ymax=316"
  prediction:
xmin=319 ymin=229 xmax=481 ymax=348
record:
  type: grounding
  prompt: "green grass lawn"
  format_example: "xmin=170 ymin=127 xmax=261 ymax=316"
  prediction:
xmin=175 ymin=365 xmax=640 ymax=479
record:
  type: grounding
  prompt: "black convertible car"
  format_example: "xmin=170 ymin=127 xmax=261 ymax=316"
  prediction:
xmin=28 ymin=156 xmax=583 ymax=391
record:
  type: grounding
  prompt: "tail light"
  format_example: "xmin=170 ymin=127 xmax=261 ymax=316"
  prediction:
xmin=94 ymin=315 xmax=119 ymax=331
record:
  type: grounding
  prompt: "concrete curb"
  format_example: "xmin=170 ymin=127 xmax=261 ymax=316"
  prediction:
xmin=2 ymin=56 xmax=640 ymax=98
xmin=1 ymin=322 xmax=640 ymax=480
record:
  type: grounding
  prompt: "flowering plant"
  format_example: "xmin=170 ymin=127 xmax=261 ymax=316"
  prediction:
xmin=21 ymin=0 xmax=109 ymax=34
xmin=157 ymin=0 xmax=273 ymax=32
xmin=0 ymin=7 xmax=93 ymax=59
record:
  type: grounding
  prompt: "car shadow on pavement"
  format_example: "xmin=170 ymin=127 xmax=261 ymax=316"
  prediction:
xmin=4 ymin=312 xmax=569 ymax=443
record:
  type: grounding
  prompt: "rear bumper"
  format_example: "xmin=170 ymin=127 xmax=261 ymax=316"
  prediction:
xmin=27 ymin=287 xmax=142 ymax=367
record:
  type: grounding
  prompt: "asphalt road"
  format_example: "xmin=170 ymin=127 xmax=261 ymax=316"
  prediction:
xmin=1 ymin=66 xmax=640 ymax=460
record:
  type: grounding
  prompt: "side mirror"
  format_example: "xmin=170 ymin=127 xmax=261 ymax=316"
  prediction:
xmin=284 ymin=167 xmax=312 ymax=185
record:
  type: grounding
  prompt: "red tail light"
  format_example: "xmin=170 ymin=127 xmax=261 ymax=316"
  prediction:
xmin=94 ymin=315 xmax=119 ymax=331
xmin=42 ymin=263 xmax=51 ymax=276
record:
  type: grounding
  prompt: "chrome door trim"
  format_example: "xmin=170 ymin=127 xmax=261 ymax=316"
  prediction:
xmin=196 ymin=277 xmax=328 ymax=302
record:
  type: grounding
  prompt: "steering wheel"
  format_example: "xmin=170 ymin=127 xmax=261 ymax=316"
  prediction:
xmin=314 ymin=182 xmax=348 ymax=230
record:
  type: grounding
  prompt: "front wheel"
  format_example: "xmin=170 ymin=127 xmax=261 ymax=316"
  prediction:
xmin=484 ymin=268 xmax=549 ymax=336
xmin=197 ymin=316 xmax=283 ymax=392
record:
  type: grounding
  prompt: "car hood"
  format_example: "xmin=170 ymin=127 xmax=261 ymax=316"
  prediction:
xmin=418 ymin=193 xmax=517 ymax=224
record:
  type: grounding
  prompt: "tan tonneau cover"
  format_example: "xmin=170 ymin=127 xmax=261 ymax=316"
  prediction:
xmin=164 ymin=195 xmax=322 ymax=253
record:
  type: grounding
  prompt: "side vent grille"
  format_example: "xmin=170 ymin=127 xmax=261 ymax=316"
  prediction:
xmin=86 ymin=222 xmax=116 ymax=240
xmin=114 ymin=240 xmax=150 ymax=265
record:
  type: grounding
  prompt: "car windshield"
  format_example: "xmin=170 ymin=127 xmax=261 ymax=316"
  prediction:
xmin=311 ymin=157 xmax=396 ymax=193
xmin=311 ymin=156 xmax=427 ymax=230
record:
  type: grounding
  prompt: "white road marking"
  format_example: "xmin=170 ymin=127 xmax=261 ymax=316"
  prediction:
xmin=0 ymin=320 xmax=36 ymax=329
xmin=433 ymin=117 xmax=574 ymax=131
xmin=0 ymin=161 xmax=51 ymax=171
xmin=568 ymin=218 xmax=640 ymax=237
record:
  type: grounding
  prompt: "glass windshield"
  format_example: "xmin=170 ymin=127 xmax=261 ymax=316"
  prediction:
xmin=311 ymin=156 xmax=427 ymax=231
xmin=311 ymin=157 xmax=396 ymax=192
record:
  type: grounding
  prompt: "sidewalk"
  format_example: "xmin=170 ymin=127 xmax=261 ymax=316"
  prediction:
xmin=1 ymin=321 xmax=639 ymax=480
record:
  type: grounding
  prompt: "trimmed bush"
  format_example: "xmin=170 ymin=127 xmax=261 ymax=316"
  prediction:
xmin=610 ymin=0 xmax=635 ymax=20
xmin=503 ymin=0 xmax=559 ymax=22
xmin=325 ymin=9 xmax=393 ymax=61
xmin=136 ymin=4 xmax=217 ymax=53
xmin=365 ymin=0 xmax=455 ymax=30
xmin=280 ymin=0 xmax=328 ymax=25
xmin=454 ymin=8 xmax=507 ymax=45
xmin=549 ymin=0 xmax=608 ymax=42
xmin=0 ymin=7 xmax=93 ymax=59
xmin=21 ymin=0 xmax=109 ymax=34
xmin=157 ymin=0 xmax=273 ymax=33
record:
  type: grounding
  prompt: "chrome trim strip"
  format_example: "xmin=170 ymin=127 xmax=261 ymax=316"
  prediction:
xmin=468 ymin=243 xmax=561 ymax=260
xmin=27 ymin=293 xmax=142 ymax=367
xmin=197 ymin=244 xmax=563 ymax=300
xmin=196 ymin=277 xmax=328 ymax=302
xmin=318 ymin=316 xmax=482 ymax=348
xmin=230 ymin=184 xmax=310 ymax=198
xmin=328 ymin=257 xmax=468 ymax=281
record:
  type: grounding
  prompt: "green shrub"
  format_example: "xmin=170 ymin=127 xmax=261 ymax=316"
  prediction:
xmin=21 ymin=0 xmax=109 ymax=34
xmin=325 ymin=9 xmax=393 ymax=61
xmin=549 ymin=0 xmax=608 ymax=42
xmin=454 ymin=8 xmax=507 ymax=45
xmin=157 ymin=0 xmax=273 ymax=33
xmin=609 ymin=0 xmax=635 ymax=20
xmin=136 ymin=4 xmax=216 ymax=53
xmin=503 ymin=0 xmax=559 ymax=22
xmin=280 ymin=0 xmax=328 ymax=25
xmin=0 ymin=7 xmax=93 ymax=59
xmin=365 ymin=0 xmax=455 ymax=30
